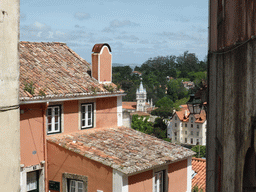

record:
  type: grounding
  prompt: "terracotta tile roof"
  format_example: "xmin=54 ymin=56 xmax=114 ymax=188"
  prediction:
xmin=47 ymin=127 xmax=195 ymax=174
xmin=192 ymin=157 xmax=206 ymax=191
xmin=19 ymin=42 xmax=123 ymax=102
xmin=122 ymin=102 xmax=137 ymax=110
xmin=132 ymin=71 xmax=142 ymax=75
xmin=174 ymin=105 xmax=206 ymax=124
xmin=195 ymin=110 xmax=206 ymax=123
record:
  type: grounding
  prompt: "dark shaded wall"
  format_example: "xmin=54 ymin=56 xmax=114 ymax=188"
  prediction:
xmin=208 ymin=0 xmax=256 ymax=191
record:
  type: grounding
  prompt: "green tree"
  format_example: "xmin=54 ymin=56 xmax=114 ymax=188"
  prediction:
xmin=167 ymin=79 xmax=189 ymax=102
xmin=191 ymin=145 xmax=206 ymax=158
xmin=131 ymin=115 xmax=153 ymax=134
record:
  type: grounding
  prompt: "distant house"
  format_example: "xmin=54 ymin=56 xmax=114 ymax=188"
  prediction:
xmin=192 ymin=157 xmax=206 ymax=192
xmin=132 ymin=71 xmax=142 ymax=76
xmin=182 ymin=81 xmax=195 ymax=90
xmin=19 ymin=42 xmax=195 ymax=192
xmin=167 ymin=105 xmax=207 ymax=145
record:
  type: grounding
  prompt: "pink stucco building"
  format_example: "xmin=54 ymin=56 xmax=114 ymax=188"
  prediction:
xmin=19 ymin=42 xmax=194 ymax=192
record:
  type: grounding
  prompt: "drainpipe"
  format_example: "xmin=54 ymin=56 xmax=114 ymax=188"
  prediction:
xmin=42 ymin=102 xmax=49 ymax=192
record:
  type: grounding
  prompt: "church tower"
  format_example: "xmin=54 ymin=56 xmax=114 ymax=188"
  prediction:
xmin=136 ymin=81 xmax=147 ymax=112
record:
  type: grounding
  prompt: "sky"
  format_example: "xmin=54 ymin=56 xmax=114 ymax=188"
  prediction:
xmin=20 ymin=0 xmax=208 ymax=65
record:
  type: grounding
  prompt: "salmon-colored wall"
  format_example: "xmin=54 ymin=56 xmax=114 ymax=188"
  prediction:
xmin=128 ymin=170 xmax=153 ymax=192
xmin=92 ymin=54 xmax=98 ymax=80
xmin=47 ymin=141 xmax=113 ymax=192
xmin=96 ymin=97 xmax=117 ymax=128
xmin=63 ymin=100 xmax=79 ymax=133
xmin=20 ymin=104 xmax=45 ymax=167
xmin=168 ymin=159 xmax=188 ymax=192
xmin=99 ymin=46 xmax=111 ymax=82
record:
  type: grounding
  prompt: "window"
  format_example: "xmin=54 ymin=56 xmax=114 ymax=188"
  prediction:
xmin=191 ymin=138 xmax=193 ymax=144
xmin=197 ymin=139 xmax=200 ymax=145
xmin=81 ymin=103 xmax=93 ymax=129
xmin=197 ymin=132 xmax=199 ymax=136
xmin=69 ymin=180 xmax=84 ymax=192
xmin=185 ymin=124 xmax=187 ymax=127
xmin=185 ymin=131 xmax=187 ymax=135
xmin=175 ymin=123 xmax=177 ymax=127
xmin=62 ymin=173 xmax=87 ymax=192
xmin=191 ymin=117 xmax=193 ymax=123
xmin=175 ymin=116 xmax=177 ymax=120
xmin=27 ymin=171 xmax=39 ymax=192
xmin=191 ymin=131 xmax=193 ymax=135
xmin=185 ymin=138 xmax=187 ymax=143
xmin=154 ymin=170 xmax=165 ymax=192
xmin=47 ymin=106 xmax=61 ymax=134
xmin=191 ymin=124 xmax=193 ymax=128
xmin=197 ymin=125 xmax=199 ymax=129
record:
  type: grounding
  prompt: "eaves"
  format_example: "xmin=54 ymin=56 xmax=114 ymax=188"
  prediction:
xmin=19 ymin=92 xmax=126 ymax=104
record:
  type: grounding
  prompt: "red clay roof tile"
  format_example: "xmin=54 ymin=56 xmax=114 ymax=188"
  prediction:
xmin=192 ymin=157 xmax=206 ymax=191
xmin=19 ymin=42 xmax=123 ymax=102
xmin=47 ymin=127 xmax=195 ymax=174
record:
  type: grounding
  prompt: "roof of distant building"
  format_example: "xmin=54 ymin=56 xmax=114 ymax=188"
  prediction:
xmin=122 ymin=102 xmax=137 ymax=110
xmin=19 ymin=42 xmax=123 ymax=102
xmin=192 ymin=157 xmax=206 ymax=191
xmin=174 ymin=105 xmax=206 ymax=123
xmin=47 ymin=126 xmax=195 ymax=175
xmin=132 ymin=71 xmax=142 ymax=76
xmin=136 ymin=81 xmax=146 ymax=94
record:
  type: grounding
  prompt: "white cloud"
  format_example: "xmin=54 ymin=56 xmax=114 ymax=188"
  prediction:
xmin=116 ymin=35 xmax=139 ymax=42
xmin=102 ymin=19 xmax=139 ymax=33
xmin=110 ymin=20 xmax=139 ymax=28
xmin=74 ymin=12 xmax=90 ymax=20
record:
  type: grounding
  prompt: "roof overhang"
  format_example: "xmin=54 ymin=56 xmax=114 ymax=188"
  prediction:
xmin=20 ymin=93 xmax=126 ymax=104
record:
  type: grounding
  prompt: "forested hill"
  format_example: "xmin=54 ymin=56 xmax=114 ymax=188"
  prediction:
xmin=112 ymin=51 xmax=207 ymax=107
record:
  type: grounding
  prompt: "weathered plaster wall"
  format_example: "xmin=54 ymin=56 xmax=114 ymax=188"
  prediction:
xmin=209 ymin=42 xmax=256 ymax=191
xmin=63 ymin=100 xmax=79 ymax=133
xmin=96 ymin=97 xmax=117 ymax=128
xmin=47 ymin=141 xmax=113 ymax=192
xmin=20 ymin=104 xmax=45 ymax=167
xmin=0 ymin=0 xmax=20 ymax=191
xmin=168 ymin=159 xmax=188 ymax=192
xmin=128 ymin=170 xmax=153 ymax=192
xmin=208 ymin=1 xmax=256 ymax=191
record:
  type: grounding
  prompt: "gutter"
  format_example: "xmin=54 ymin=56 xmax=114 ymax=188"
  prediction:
xmin=20 ymin=93 xmax=126 ymax=104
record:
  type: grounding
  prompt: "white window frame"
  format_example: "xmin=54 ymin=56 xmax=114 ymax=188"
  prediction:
xmin=46 ymin=105 xmax=61 ymax=134
xmin=81 ymin=103 xmax=93 ymax=129
xmin=153 ymin=165 xmax=168 ymax=192
xmin=69 ymin=180 xmax=84 ymax=192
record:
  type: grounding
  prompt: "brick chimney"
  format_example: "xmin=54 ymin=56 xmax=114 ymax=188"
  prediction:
xmin=91 ymin=43 xmax=112 ymax=83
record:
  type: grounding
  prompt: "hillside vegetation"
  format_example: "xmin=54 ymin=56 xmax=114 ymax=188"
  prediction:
xmin=113 ymin=51 xmax=207 ymax=112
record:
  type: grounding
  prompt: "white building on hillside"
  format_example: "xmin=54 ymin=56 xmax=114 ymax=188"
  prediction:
xmin=136 ymin=81 xmax=147 ymax=112
xmin=167 ymin=105 xmax=207 ymax=145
